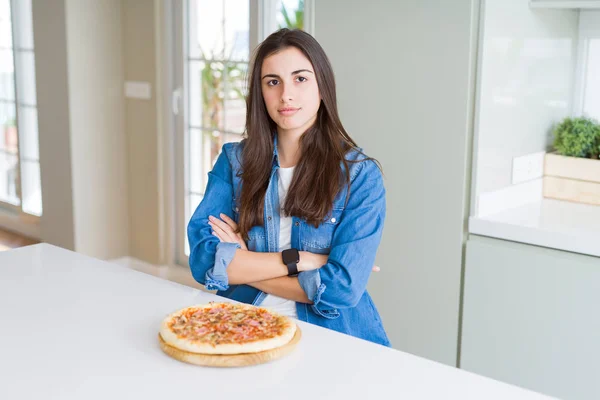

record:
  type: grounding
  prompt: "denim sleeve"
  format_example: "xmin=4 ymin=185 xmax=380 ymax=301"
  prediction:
xmin=298 ymin=160 xmax=386 ymax=316
xmin=298 ymin=270 xmax=340 ymax=319
xmin=187 ymin=143 xmax=240 ymax=291
xmin=204 ymin=242 xmax=241 ymax=290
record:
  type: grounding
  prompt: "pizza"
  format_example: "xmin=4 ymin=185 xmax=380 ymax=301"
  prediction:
xmin=159 ymin=302 xmax=297 ymax=355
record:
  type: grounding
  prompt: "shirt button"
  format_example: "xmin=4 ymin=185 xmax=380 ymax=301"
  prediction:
xmin=294 ymin=221 xmax=300 ymax=227
xmin=267 ymin=216 xmax=272 ymax=221
xmin=235 ymin=207 xmax=239 ymax=212
xmin=331 ymin=217 xmax=337 ymax=223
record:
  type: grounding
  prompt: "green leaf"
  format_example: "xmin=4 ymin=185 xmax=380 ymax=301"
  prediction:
xmin=278 ymin=1 xmax=305 ymax=30
xmin=281 ymin=3 xmax=293 ymax=28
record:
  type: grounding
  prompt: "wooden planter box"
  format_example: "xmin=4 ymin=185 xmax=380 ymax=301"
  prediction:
xmin=543 ymin=152 xmax=600 ymax=206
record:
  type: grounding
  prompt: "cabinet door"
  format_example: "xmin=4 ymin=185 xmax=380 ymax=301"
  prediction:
xmin=461 ymin=235 xmax=600 ymax=400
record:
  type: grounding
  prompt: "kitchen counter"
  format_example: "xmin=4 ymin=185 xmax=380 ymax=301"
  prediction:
xmin=470 ymin=198 xmax=600 ymax=258
xmin=0 ymin=244 xmax=554 ymax=399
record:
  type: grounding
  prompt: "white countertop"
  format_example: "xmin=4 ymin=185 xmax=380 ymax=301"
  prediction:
xmin=0 ymin=244 xmax=554 ymax=400
xmin=470 ymin=198 xmax=600 ymax=258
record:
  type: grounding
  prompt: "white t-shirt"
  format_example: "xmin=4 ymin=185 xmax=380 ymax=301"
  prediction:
xmin=259 ymin=166 xmax=298 ymax=318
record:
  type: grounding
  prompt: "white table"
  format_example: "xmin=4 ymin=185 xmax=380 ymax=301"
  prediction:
xmin=0 ymin=244 xmax=554 ymax=400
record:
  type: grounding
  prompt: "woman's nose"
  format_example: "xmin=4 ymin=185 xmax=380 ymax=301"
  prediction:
xmin=280 ymin=83 xmax=294 ymax=103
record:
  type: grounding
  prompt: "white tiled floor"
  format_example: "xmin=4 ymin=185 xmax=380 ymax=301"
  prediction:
xmin=109 ymin=257 xmax=213 ymax=293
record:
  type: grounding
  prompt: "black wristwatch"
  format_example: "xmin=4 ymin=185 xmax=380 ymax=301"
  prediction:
xmin=282 ymin=248 xmax=300 ymax=276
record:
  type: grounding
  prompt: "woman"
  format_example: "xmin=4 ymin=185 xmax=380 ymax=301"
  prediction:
xmin=187 ymin=28 xmax=390 ymax=347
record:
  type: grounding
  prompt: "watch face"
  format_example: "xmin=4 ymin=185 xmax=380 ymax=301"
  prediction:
xmin=283 ymin=248 xmax=299 ymax=264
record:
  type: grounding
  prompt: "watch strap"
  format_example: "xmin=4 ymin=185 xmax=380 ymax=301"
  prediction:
xmin=282 ymin=248 xmax=300 ymax=276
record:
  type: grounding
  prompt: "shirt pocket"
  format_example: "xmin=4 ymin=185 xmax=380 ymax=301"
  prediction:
xmin=232 ymin=201 xmax=266 ymax=252
xmin=300 ymin=208 xmax=343 ymax=254
xmin=247 ymin=225 xmax=266 ymax=252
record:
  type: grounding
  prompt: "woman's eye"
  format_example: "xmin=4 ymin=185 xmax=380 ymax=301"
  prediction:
xmin=296 ymin=76 xmax=307 ymax=83
xmin=267 ymin=79 xmax=279 ymax=86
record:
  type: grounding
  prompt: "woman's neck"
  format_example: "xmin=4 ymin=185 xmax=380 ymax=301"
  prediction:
xmin=276 ymin=131 xmax=301 ymax=168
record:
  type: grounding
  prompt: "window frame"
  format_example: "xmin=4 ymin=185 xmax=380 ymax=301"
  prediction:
xmin=572 ymin=10 xmax=600 ymax=118
xmin=170 ymin=0 xmax=314 ymax=267
xmin=0 ymin=0 xmax=41 ymax=239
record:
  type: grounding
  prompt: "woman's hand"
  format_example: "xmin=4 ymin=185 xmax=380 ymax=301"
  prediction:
xmin=209 ymin=214 xmax=380 ymax=273
xmin=208 ymin=213 xmax=248 ymax=250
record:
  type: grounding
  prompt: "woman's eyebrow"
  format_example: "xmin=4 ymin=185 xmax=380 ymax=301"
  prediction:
xmin=291 ymin=69 xmax=314 ymax=75
xmin=261 ymin=69 xmax=314 ymax=80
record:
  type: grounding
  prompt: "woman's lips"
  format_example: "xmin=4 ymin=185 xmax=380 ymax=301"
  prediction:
xmin=278 ymin=107 xmax=300 ymax=116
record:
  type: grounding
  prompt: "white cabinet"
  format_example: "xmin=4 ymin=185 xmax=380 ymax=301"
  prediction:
xmin=530 ymin=0 xmax=600 ymax=9
xmin=461 ymin=235 xmax=600 ymax=400
xmin=470 ymin=0 xmax=600 ymax=258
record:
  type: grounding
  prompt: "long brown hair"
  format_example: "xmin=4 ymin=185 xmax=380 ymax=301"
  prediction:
xmin=238 ymin=28 xmax=377 ymax=239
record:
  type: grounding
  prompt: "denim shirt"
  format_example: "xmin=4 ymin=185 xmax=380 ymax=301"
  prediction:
xmin=187 ymin=139 xmax=390 ymax=347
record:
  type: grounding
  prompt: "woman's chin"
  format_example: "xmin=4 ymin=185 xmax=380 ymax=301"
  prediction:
xmin=276 ymin=121 xmax=304 ymax=132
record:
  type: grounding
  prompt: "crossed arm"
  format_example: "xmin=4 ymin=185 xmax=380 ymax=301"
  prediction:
xmin=207 ymin=213 xmax=380 ymax=304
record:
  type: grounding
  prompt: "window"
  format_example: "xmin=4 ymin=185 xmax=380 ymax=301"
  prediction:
xmin=174 ymin=0 xmax=312 ymax=263
xmin=0 ymin=0 xmax=41 ymax=217
xmin=262 ymin=0 xmax=309 ymax=37
xmin=574 ymin=11 xmax=600 ymax=121
xmin=183 ymin=0 xmax=250 ymax=258
xmin=276 ymin=0 xmax=306 ymax=30
xmin=582 ymin=38 xmax=600 ymax=119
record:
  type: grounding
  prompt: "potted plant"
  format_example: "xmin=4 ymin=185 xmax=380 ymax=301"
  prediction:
xmin=543 ymin=117 xmax=600 ymax=206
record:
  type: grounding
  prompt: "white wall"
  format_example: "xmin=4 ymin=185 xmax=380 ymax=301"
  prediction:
xmin=473 ymin=0 xmax=578 ymax=202
xmin=64 ymin=0 xmax=129 ymax=259
xmin=32 ymin=0 xmax=129 ymax=260
xmin=32 ymin=0 xmax=76 ymax=251
xmin=122 ymin=0 xmax=163 ymax=265
xmin=315 ymin=0 xmax=478 ymax=365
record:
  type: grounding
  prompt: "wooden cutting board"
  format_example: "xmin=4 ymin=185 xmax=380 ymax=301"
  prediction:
xmin=158 ymin=326 xmax=302 ymax=368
